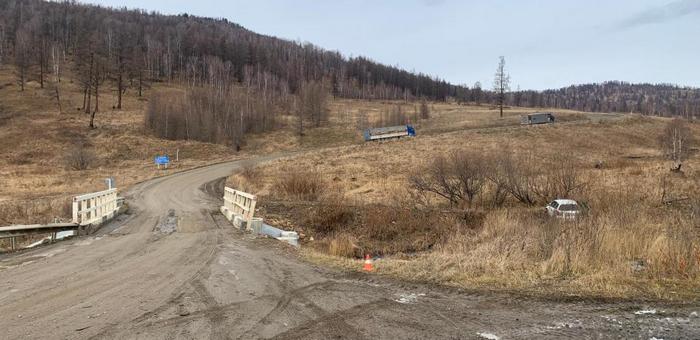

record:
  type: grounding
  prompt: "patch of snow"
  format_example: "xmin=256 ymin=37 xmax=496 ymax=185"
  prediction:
xmin=25 ymin=231 xmax=76 ymax=249
xmin=650 ymin=337 xmax=664 ymax=340
xmin=56 ymin=230 xmax=75 ymax=239
xmin=477 ymin=332 xmax=500 ymax=340
xmin=394 ymin=293 xmax=425 ymax=304
xmin=635 ymin=309 xmax=657 ymax=315
xmin=691 ymin=311 xmax=698 ymax=318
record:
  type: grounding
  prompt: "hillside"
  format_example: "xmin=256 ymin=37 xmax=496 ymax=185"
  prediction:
xmin=0 ymin=66 xmax=237 ymax=227
xmin=505 ymin=82 xmax=700 ymax=118
xmin=0 ymin=0 xmax=460 ymax=102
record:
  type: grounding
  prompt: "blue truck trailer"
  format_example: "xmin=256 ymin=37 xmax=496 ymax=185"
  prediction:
xmin=363 ymin=125 xmax=416 ymax=141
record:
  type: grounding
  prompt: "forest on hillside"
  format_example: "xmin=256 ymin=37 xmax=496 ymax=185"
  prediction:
xmin=0 ymin=0 xmax=460 ymax=102
xmin=0 ymin=0 xmax=465 ymax=146
xmin=503 ymin=82 xmax=700 ymax=118
xmin=0 ymin=0 xmax=698 ymax=148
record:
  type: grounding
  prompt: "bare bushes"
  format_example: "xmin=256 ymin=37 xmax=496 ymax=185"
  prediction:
xmin=146 ymin=87 xmax=280 ymax=147
xmin=419 ymin=100 xmax=430 ymax=119
xmin=327 ymin=234 xmax=358 ymax=258
xmin=0 ymin=196 xmax=71 ymax=225
xmin=297 ymin=80 xmax=330 ymax=128
xmin=227 ymin=164 xmax=262 ymax=193
xmin=146 ymin=65 xmax=291 ymax=147
xmin=409 ymin=150 xmax=486 ymax=207
xmin=305 ymin=195 xmax=355 ymax=235
xmin=307 ymin=203 xmax=458 ymax=258
xmin=410 ymin=149 xmax=585 ymax=208
xmin=276 ymin=168 xmax=327 ymax=201
xmin=359 ymin=205 xmax=454 ymax=255
xmin=378 ymin=104 xmax=409 ymax=127
xmin=658 ymin=118 xmax=694 ymax=169
xmin=63 ymin=143 xmax=95 ymax=171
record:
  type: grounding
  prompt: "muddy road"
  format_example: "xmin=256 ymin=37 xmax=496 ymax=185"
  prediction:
xmin=0 ymin=156 xmax=698 ymax=339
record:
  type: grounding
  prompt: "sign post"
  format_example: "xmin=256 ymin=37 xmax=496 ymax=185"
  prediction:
xmin=105 ymin=177 xmax=116 ymax=189
xmin=155 ymin=155 xmax=170 ymax=169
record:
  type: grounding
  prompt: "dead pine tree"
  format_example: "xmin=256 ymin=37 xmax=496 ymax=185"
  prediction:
xmin=90 ymin=55 xmax=105 ymax=128
xmin=79 ymin=52 xmax=95 ymax=114
xmin=493 ymin=56 xmax=510 ymax=118
xmin=115 ymin=53 xmax=124 ymax=109
xmin=14 ymin=27 xmax=31 ymax=92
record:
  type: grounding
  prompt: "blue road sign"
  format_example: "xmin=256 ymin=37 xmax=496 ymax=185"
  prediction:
xmin=155 ymin=155 xmax=170 ymax=165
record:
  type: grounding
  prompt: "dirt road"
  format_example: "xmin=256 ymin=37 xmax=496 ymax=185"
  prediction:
xmin=0 ymin=156 xmax=698 ymax=339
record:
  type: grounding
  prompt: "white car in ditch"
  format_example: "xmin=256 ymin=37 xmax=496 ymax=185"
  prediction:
xmin=546 ymin=199 xmax=581 ymax=220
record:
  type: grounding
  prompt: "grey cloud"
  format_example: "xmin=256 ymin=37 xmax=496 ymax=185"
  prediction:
xmin=616 ymin=0 xmax=700 ymax=29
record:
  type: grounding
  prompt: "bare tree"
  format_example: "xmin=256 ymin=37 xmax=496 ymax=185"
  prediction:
xmin=297 ymin=80 xmax=329 ymax=132
xmin=659 ymin=118 xmax=694 ymax=171
xmin=472 ymin=81 xmax=482 ymax=105
xmin=379 ymin=104 xmax=408 ymax=127
xmin=0 ymin=24 xmax=5 ymax=66
xmin=493 ymin=56 xmax=510 ymax=118
xmin=90 ymin=54 xmax=105 ymax=128
xmin=115 ymin=46 xmax=126 ymax=109
xmin=419 ymin=99 xmax=430 ymax=119
xmin=14 ymin=26 xmax=31 ymax=91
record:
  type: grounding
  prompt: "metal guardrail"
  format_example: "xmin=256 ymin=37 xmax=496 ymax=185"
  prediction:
xmin=72 ymin=188 xmax=118 ymax=226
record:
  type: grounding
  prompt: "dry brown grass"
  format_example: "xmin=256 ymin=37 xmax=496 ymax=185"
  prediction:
xmin=0 ymin=67 xmax=237 ymax=228
xmin=238 ymin=105 xmax=700 ymax=300
xmin=275 ymin=168 xmax=327 ymax=201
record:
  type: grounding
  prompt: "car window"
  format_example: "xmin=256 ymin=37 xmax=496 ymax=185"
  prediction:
xmin=550 ymin=202 xmax=559 ymax=208
xmin=559 ymin=204 xmax=579 ymax=211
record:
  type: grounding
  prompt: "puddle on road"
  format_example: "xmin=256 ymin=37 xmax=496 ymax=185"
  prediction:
xmin=155 ymin=209 xmax=178 ymax=234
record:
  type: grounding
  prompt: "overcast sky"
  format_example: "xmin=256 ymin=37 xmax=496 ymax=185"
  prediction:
xmin=83 ymin=0 xmax=700 ymax=90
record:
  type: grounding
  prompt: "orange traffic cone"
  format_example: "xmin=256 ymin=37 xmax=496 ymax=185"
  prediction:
xmin=363 ymin=254 xmax=374 ymax=272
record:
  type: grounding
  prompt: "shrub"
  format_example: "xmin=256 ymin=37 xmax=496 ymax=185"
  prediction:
xmin=327 ymin=234 xmax=359 ymax=258
xmin=658 ymin=118 xmax=694 ymax=167
xmin=276 ymin=168 xmax=326 ymax=201
xmin=64 ymin=143 xmax=95 ymax=171
xmin=419 ymin=100 xmax=430 ymax=119
xmin=409 ymin=150 xmax=486 ymax=207
xmin=305 ymin=195 xmax=355 ymax=235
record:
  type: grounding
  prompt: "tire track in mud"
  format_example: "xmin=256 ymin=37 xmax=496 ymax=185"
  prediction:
xmin=88 ymin=210 xmax=225 ymax=339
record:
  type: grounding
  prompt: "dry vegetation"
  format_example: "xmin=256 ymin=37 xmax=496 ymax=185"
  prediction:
xmin=3 ymin=60 xmax=699 ymax=300
xmin=0 ymin=66 xmax=238 ymax=249
xmin=231 ymin=105 xmax=700 ymax=300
